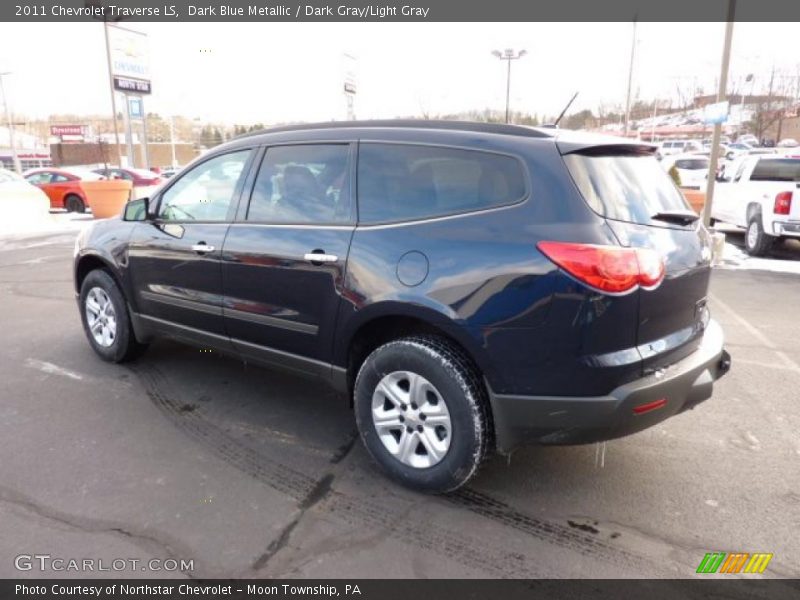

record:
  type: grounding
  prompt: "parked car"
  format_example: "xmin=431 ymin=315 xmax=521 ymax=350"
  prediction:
xmin=725 ymin=142 xmax=753 ymax=160
xmin=657 ymin=139 xmax=702 ymax=158
xmin=160 ymin=166 xmax=182 ymax=179
xmin=73 ymin=120 xmax=730 ymax=492
xmin=660 ymin=154 xmax=710 ymax=189
xmin=92 ymin=167 xmax=163 ymax=188
xmin=737 ymin=134 xmax=760 ymax=147
xmin=777 ymin=138 xmax=799 ymax=148
xmin=712 ymin=155 xmax=800 ymax=255
xmin=24 ymin=167 xmax=105 ymax=213
xmin=0 ymin=167 xmax=51 ymax=220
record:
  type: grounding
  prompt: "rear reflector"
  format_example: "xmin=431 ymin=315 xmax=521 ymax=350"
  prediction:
xmin=537 ymin=241 xmax=665 ymax=295
xmin=774 ymin=191 xmax=793 ymax=215
xmin=632 ymin=398 xmax=668 ymax=415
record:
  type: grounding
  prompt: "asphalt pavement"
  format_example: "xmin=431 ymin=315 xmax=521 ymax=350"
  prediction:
xmin=0 ymin=223 xmax=798 ymax=579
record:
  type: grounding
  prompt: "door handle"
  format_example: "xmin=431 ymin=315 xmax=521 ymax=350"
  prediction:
xmin=304 ymin=252 xmax=338 ymax=264
xmin=191 ymin=243 xmax=215 ymax=253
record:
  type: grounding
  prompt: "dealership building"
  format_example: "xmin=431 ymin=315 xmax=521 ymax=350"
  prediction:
xmin=0 ymin=126 xmax=52 ymax=171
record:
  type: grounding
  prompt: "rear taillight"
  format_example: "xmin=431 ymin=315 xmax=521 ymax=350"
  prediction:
xmin=537 ymin=241 xmax=665 ymax=295
xmin=774 ymin=191 xmax=793 ymax=215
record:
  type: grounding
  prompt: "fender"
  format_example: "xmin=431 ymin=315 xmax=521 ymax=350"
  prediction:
xmin=74 ymin=220 xmax=138 ymax=310
xmin=332 ymin=299 xmax=499 ymax=388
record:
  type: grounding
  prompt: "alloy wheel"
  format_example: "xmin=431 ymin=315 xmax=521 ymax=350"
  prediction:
xmin=85 ymin=287 xmax=117 ymax=347
xmin=371 ymin=370 xmax=452 ymax=469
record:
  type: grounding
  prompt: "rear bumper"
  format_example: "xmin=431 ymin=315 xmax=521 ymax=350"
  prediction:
xmin=488 ymin=319 xmax=730 ymax=453
xmin=770 ymin=221 xmax=800 ymax=237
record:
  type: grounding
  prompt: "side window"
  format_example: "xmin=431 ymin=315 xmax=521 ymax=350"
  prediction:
xmin=159 ymin=150 xmax=250 ymax=221
xmin=51 ymin=174 xmax=70 ymax=183
xmin=26 ymin=172 xmax=52 ymax=184
xmin=247 ymin=144 xmax=351 ymax=224
xmin=358 ymin=144 xmax=527 ymax=224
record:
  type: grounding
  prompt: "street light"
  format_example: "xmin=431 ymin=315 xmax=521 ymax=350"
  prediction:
xmin=491 ymin=48 xmax=527 ymax=124
xmin=739 ymin=73 xmax=754 ymax=135
xmin=0 ymin=72 xmax=22 ymax=174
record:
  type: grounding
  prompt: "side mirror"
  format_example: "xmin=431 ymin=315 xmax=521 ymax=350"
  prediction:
xmin=123 ymin=197 xmax=150 ymax=222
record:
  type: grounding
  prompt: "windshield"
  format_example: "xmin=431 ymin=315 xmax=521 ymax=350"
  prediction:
xmin=675 ymin=159 xmax=709 ymax=170
xmin=564 ymin=152 xmax=690 ymax=226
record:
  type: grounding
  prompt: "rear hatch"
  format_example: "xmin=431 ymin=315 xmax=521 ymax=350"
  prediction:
xmin=560 ymin=139 xmax=713 ymax=374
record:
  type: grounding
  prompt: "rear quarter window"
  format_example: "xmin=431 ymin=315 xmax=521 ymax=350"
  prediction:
xmin=357 ymin=143 xmax=526 ymax=224
xmin=750 ymin=159 xmax=800 ymax=182
xmin=563 ymin=152 xmax=690 ymax=226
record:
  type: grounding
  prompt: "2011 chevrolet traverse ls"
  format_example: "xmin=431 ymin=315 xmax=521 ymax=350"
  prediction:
xmin=74 ymin=121 xmax=731 ymax=492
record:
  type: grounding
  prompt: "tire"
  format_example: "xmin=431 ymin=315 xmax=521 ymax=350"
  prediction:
xmin=79 ymin=269 xmax=147 ymax=362
xmin=744 ymin=214 xmax=775 ymax=257
xmin=354 ymin=335 xmax=490 ymax=493
xmin=65 ymin=194 xmax=85 ymax=213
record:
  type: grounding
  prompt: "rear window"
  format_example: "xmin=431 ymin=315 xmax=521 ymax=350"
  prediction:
xmin=750 ymin=159 xmax=800 ymax=182
xmin=563 ymin=152 xmax=690 ymax=226
xmin=675 ymin=158 xmax=709 ymax=170
xmin=357 ymin=144 xmax=526 ymax=224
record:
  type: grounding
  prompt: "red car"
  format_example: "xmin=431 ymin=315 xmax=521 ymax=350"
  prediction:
xmin=24 ymin=168 xmax=105 ymax=213
xmin=92 ymin=167 xmax=163 ymax=188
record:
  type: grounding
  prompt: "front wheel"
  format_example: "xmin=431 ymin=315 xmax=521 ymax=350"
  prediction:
xmin=79 ymin=269 xmax=147 ymax=362
xmin=745 ymin=215 xmax=775 ymax=257
xmin=354 ymin=335 xmax=490 ymax=493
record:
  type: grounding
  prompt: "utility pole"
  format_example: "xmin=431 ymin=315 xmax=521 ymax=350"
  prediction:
xmin=0 ymin=72 xmax=22 ymax=174
xmin=169 ymin=116 xmax=177 ymax=168
xmin=492 ymin=49 xmax=527 ymax=124
xmin=623 ymin=17 xmax=638 ymax=137
xmin=702 ymin=0 xmax=736 ymax=228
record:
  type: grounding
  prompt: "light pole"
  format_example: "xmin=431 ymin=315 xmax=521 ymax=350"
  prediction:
xmin=492 ymin=49 xmax=527 ymax=124
xmin=702 ymin=0 xmax=736 ymax=229
xmin=0 ymin=72 xmax=22 ymax=174
xmin=739 ymin=73 xmax=754 ymax=135
xmin=623 ymin=17 xmax=638 ymax=137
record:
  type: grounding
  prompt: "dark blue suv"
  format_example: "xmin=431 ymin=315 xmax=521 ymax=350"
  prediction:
xmin=74 ymin=121 xmax=730 ymax=492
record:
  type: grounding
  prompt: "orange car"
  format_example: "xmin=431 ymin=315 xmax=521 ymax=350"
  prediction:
xmin=24 ymin=168 xmax=105 ymax=213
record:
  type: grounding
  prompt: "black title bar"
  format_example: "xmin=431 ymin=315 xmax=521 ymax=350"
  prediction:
xmin=3 ymin=579 xmax=800 ymax=600
xmin=5 ymin=0 xmax=800 ymax=22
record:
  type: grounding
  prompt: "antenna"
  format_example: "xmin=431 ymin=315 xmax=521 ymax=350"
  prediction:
xmin=554 ymin=92 xmax=579 ymax=127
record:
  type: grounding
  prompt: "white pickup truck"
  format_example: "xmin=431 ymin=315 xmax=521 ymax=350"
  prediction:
xmin=711 ymin=155 xmax=800 ymax=256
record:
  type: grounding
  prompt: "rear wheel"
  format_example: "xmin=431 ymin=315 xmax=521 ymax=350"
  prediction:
xmin=65 ymin=194 xmax=85 ymax=213
xmin=745 ymin=215 xmax=774 ymax=257
xmin=79 ymin=269 xmax=147 ymax=362
xmin=354 ymin=335 xmax=490 ymax=493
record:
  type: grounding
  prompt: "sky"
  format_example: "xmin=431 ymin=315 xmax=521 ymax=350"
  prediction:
xmin=0 ymin=22 xmax=798 ymax=125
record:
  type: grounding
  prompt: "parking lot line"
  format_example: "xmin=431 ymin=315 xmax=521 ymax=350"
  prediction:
xmin=710 ymin=293 xmax=800 ymax=372
xmin=24 ymin=358 xmax=85 ymax=381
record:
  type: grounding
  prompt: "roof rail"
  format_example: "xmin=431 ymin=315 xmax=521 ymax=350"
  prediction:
xmin=234 ymin=119 xmax=553 ymax=140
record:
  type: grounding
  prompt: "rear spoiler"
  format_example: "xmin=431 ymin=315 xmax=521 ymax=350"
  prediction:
xmin=555 ymin=132 xmax=656 ymax=156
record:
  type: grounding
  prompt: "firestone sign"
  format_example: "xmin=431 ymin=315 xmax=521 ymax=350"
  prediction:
xmin=50 ymin=125 xmax=84 ymax=136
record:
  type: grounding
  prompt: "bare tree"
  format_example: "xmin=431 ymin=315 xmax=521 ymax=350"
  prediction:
xmin=747 ymin=65 xmax=796 ymax=141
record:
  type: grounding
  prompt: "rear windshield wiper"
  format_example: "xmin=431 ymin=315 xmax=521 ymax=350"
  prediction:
xmin=651 ymin=210 xmax=700 ymax=226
